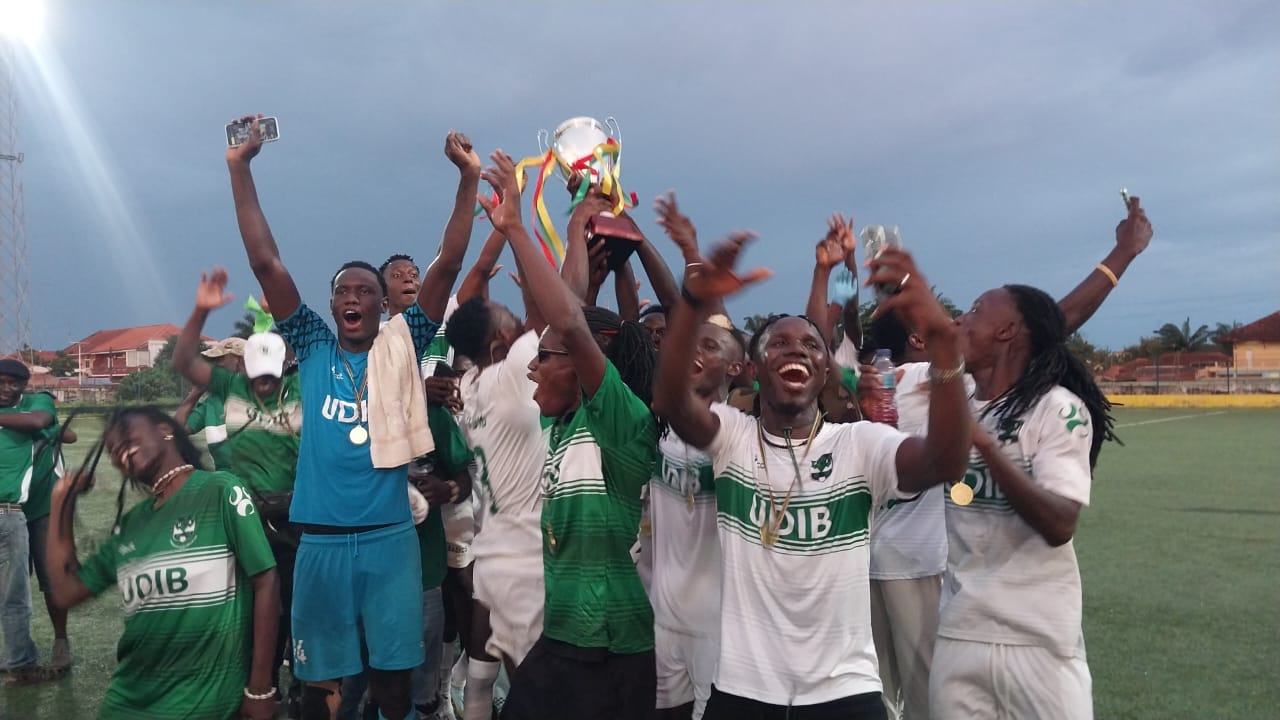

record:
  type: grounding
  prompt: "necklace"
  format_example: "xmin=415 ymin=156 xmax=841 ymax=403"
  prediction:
xmin=151 ymin=464 xmax=194 ymax=498
xmin=337 ymin=349 xmax=369 ymax=445
xmin=251 ymin=381 xmax=297 ymax=437
xmin=754 ymin=411 xmax=823 ymax=548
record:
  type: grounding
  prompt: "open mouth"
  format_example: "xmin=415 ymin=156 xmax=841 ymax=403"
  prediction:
xmin=692 ymin=358 xmax=705 ymax=373
xmin=341 ymin=309 xmax=364 ymax=331
xmin=776 ymin=362 xmax=811 ymax=390
xmin=401 ymin=287 xmax=418 ymax=301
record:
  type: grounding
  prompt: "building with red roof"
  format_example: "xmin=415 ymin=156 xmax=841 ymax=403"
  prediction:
xmin=1218 ymin=311 xmax=1280 ymax=372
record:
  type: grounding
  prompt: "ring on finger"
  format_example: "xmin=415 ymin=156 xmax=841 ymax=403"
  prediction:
xmin=898 ymin=272 xmax=912 ymax=290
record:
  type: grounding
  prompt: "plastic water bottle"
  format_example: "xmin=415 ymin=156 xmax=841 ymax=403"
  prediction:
xmin=869 ymin=349 xmax=898 ymax=427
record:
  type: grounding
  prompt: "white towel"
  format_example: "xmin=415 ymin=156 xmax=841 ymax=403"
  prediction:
xmin=367 ymin=313 xmax=434 ymax=468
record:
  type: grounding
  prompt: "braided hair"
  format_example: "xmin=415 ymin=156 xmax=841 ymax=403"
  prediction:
xmin=983 ymin=285 xmax=1117 ymax=468
xmin=105 ymin=407 xmax=205 ymax=533
xmin=582 ymin=306 xmax=658 ymax=408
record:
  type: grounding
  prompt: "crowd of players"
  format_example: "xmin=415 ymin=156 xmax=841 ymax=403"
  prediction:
xmin=0 ymin=115 xmax=1152 ymax=720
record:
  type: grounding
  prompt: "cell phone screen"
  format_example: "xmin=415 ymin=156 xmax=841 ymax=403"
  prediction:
xmin=226 ymin=116 xmax=280 ymax=147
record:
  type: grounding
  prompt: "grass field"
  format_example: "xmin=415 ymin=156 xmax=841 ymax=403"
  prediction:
xmin=5 ymin=409 xmax=1279 ymax=719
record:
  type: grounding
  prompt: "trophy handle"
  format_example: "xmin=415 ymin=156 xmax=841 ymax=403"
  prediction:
xmin=537 ymin=129 xmax=551 ymax=156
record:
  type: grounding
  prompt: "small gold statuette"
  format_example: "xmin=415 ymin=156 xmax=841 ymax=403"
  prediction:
xmin=950 ymin=482 xmax=974 ymax=506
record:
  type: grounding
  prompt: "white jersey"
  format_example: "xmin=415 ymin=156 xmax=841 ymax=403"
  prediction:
xmin=867 ymin=362 xmax=966 ymax=579
xmin=706 ymin=404 xmax=908 ymax=705
xmin=649 ymin=416 xmax=721 ymax=636
xmin=939 ymin=386 xmax=1093 ymax=658
xmin=460 ymin=330 xmax=546 ymax=561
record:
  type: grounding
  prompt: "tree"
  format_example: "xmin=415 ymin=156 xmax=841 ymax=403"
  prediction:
xmin=742 ymin=314 xmax=770 ymax=335
xmin=116 ymin=337 xmax=185 ymax=402
xmin=232 ymin=312 xmax=256 ymax=339
xmin=1065 ymin=332 xmax=1107 ymax=372
xmin=1154 ymin=318 xmax=1211 ymax=353
xmin=47 ymin=351 xmax=77 ymax=378
xmin=1210 ymin=321 xmax=1241 ymax=353
xmin=859 ymin=286 xmax=962 ymax=331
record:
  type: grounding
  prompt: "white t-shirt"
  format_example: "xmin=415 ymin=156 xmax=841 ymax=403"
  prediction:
xmin=649 ymin=416 xmax=722 ymax=636
xmin=938 ymin=386 xmax=1093 ymax=658
xmin=460 ymin=330 xmax=546 ymax=561
xmin=867 ymin=362 xmax=963 ymax=579
xmin=705 ymin=404 xmax=908 ymax=705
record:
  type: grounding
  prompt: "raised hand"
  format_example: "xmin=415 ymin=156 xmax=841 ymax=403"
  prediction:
xmin=654 ymin=190 xmax=699 ymax=262
xmin=225 ymin=114 xmax=264 ymax=165
xmin=1115 ymin=196 xmax=1153 ymax=258
xmin=865 ymin=247 xmax=951 ymax=339
xmin=477 ymin=151 xmax=523 ymax=234
xmin=444 ymin=131 xmax=482 ymax=173
xmin=683 ymin=231 xmax=772 ymax=303
xmin=195 ymin=267 xmax=235 ymax=312
xmin=816 ymin=232 xmax=845 ymax=270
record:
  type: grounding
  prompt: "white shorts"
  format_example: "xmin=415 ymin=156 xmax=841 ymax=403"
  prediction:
xmin=655 ymin=624 xmax=718 ymax=718
xmin=930 ymin=637 xmax=1092 ymax=720
xmin=472 ymin=551 xmax=544 ymax=667
xmin=443 ymin=496 xmax=475 ymax=569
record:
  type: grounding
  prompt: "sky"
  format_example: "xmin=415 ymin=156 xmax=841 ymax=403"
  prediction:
xmin=7 ymin=0 xmax=1278 ymax=352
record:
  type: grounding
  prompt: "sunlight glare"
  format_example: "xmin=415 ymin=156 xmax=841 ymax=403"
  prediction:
xmin=0 ymin=0 xmax=45 ymax=43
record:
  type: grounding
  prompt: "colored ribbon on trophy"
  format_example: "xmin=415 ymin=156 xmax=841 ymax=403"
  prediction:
xmin=245 ymin=296 xmax=275 ymax=334
xmin=512 ymin=151 xmax=565 ymax=267
xmin=566 ymin=139 xmax=635 ymax=215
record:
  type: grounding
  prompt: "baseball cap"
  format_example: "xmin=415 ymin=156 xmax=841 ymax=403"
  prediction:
xmin=202 ymin=337 xmax=247 ymax=358
xmin=0 ymin=358 xmax=30 ymax=381
xmin=243 ymin=333 xmax=287 ymax=379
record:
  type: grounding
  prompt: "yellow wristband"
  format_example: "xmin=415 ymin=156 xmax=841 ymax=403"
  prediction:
xmin=1095 ymin=263 xmax=1119 ymax=288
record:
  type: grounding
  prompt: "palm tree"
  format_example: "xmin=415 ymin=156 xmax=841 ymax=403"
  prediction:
xmin=232 ymin=312 xmax=257 ymax=339
xmin=1210 ymin=321 xmax=1241 ymax=352
xmin=1153 ymin=318 xmax=1211 ymax=352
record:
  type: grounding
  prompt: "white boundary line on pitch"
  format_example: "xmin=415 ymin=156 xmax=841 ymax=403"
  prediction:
xmin=1117 ymin=411 xmax=1228 ymax=428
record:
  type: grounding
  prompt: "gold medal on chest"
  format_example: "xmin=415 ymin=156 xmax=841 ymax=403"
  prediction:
xmin=950 ymin=482 xmax=974 ymax=506
xmin=759 ymin=523 xmax=779 ymax=548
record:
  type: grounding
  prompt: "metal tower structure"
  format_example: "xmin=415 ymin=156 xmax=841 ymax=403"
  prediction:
xmin=0 ymin=39 xmax=31 ymax=358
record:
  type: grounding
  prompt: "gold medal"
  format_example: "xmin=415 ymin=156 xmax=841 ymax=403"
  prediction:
xmin=639 ymin=516 xmax=652 ymax=538
xmin=348 ymin=425 xmax=369 ymax=445
xmin=759 ymin=524 xmax=778 ymax=547
xmin=685 ymin=493 xmax=695 ymax=512
xmin=546 ymin=524 xmax=558 ymax=554
xmin=950 ymin=482 xmax=974 ymax=506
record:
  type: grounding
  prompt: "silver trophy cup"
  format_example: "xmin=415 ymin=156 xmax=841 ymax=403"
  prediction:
xmin=538 ymin=116 xmax=621 ymax=184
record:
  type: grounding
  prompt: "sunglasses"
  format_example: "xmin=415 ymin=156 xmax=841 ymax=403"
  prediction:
xmin=537 ymin=347 xmax=570 ymax=363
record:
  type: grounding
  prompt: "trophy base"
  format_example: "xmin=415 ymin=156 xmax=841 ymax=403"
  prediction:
xmin=587 ymin=213 xmax=644 ymax=272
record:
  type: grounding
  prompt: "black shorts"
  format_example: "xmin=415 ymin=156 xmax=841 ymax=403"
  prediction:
xmin=502 ymin=635 xmax=656 ymax=720
xmin=703 ymin=686 xmax=887 ymax=720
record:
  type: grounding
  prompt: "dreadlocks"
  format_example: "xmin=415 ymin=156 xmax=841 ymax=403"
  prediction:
xmin=582 ymin=306 xmax=657 ymax=408
xmin=983 ymin=285 xmax=1117 ymax=468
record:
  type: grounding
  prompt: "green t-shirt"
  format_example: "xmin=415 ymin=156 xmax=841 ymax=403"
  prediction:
xmin=22 ymin=411 xmax=64 ymax=521
xmin=186 ymin=394 xmax=233 ymax=471
xmin=540 ymin=362 xmax=658 ymax=654
xmin=418 ymin=404 xmax=475 ymax=589
xmin=206 ymin=367 xmax=302 ymax=494
xmin=79 ymin=470 xmax=276 ymax=720
xmin=0 ymin=393 xmax=55 ymax=505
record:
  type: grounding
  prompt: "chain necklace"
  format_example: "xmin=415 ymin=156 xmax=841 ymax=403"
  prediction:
xmin=337 ymin=349 xmax=369 ymax=445
xmin=251 ymin=380 xmax=297 ymax=437
xmin=754 ymin=411 xmax=823 ymax=548
xmin=151 ymin=464 xmax=195 ymax=498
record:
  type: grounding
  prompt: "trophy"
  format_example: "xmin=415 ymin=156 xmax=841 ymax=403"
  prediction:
xmin=524 ymin=116 xmax=641 ymax=271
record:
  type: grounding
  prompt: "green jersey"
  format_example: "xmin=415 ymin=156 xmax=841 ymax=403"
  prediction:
xmin=22 ymin=409 xmax=64 ymax=521
xmin=0 ymin=393 xmax=55 ymax=505
xmin=540 ymin=362 xmax=658 ymax=654
xmin=206 ymin=366 xmax=302 ymax=494
xmin=418 ymin=404 xmax=475 ymax=589
xmin=79 ymin=470 xmax=276 ymax=720
xmin=186 ymin=394 xmax=233 ymax=471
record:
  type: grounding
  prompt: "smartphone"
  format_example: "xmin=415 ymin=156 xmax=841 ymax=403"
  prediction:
xmin=1120 ymin=187 xmax=1132 ymax=209
xmin=861 ymin=225 xmax=903 ymax=302
xmin=226 ymin=116 xmax=280 ymax=147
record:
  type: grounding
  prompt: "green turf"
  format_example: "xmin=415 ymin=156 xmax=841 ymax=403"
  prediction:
xmin=5 ymin=409 xmax=1279 ymax=718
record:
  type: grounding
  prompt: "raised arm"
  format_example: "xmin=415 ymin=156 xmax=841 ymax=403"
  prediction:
xmin=652 ymin=194 xmax=771 ymax=447
xmin=419 ymin=131 xmax=482 ymax=321
xmin=457 ymin=229 xmax=506 ymax=302
xmin=806 ymin=214 xmax=854 ymax=343
xmin=45 ymin=475 xmax=94 ymax=609
xmin=615 ymin=261 xmax=641 ymax=321
xmin=1059 ymin=196 xmax=1153 ymax=332
xmin=564 ymin=190 xmax=613 ymax=302
xmin=479 ymin=152 xmax=607 ymax=396
xmin=971 ymin=428 xmax=1081 ymax=546
xmin=630 ymin=221 xmax=681 ymax=310
xmin=173 ymin=268 xmax=237 ymax=390
xmin=0 ymin=409 xmax=53 ymax=432
xmin=865 ymin=248 xmax=972 ymax=492
xmin=225 ymin=114 xmax=301 ymax=319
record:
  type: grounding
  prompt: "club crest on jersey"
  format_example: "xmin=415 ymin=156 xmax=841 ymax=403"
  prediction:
xmin=1060 ymin=404 xmax=1089 ymax=434
xmin=996 ymin=417 xmax=1024 ymax=444
xmin=229 ymin=486 xmax=256 ymax=517
xmin=171 ymin=516 xmax=197 ymax=548
xmin=809 ymin=452 xmax=834 ymax=482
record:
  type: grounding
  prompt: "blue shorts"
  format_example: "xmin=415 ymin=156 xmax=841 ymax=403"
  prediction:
xmin=291 ymin=522 xmax=424 ymax=681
